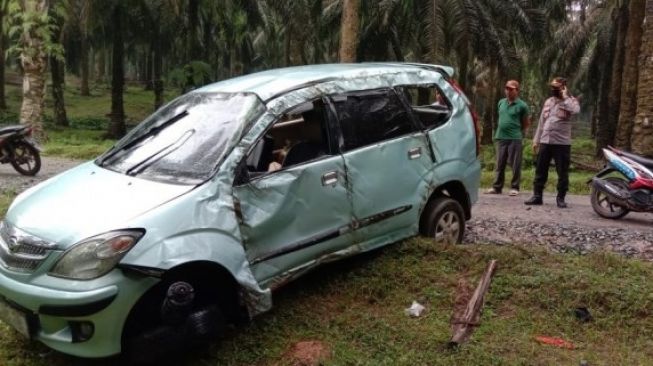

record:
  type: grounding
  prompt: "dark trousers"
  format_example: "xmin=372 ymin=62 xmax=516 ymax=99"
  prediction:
xmin=533 ymin=143 xmax=570 ymax=198
xmin=492 ymin=139 xmax=522 ymax=191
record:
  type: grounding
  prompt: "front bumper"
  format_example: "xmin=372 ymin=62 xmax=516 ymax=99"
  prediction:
xmin=0 ymin=267 xmax=159 ymax=358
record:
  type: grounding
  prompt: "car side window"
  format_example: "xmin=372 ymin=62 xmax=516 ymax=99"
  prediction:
xmin=330 ymin=89 xmax=416 ymax=152
xmin=399 ymin=85 xmax=452 ymax=129
xmin=241 ymin=99 xmax=332 ymax=181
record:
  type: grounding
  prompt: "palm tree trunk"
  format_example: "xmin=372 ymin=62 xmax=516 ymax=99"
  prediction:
xmin=631 ymin=0 xmax=653 ymax=157
xmin=144 ymin=48 xmax=153 ymax=91
xmin=615 ymin=0 xmax=646 ymax=150
xmin=481 ymin=65 xmax=497 ymax=145
xmin=188 ymin=0 xmax=200 ymax=61
xmin=606 ymin=3 xmax=629 ymax=147
xmin=595 ymin=16 xmax=618 ymax=156
xmin=96 ymin=47 xmax=105 ymax=82
xmin=284 ymin=28 xmax=291 ymax=66
xmin=339 ymin=0 xmax=359 ymax=62
xmin=80 ymin=35 xmax=90 ymax=96
xmin=390 ymin=30 xmax=404 ymax=61
xmin=0 ymin=0 xmax=8 ymax=110
xmin=153 ymin=20 xmax=163 ymax=110
xmin=50 ymin=55 xmax=68 ymax=127
xmin=19 ymin=0 xmax=49 ymax=141
xmin=108 ymin=4 xmax=126 ymax=139
xmin=50 ymin=6 xmax=67 ymax=127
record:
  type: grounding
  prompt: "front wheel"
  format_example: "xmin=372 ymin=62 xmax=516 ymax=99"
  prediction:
xmin=421 ymin=197 xmax=465 ymax=244
xmin=590 ymin=177 xmax=630 ymax=219
xmin=10 ymin=141 xmax=41 ymax=176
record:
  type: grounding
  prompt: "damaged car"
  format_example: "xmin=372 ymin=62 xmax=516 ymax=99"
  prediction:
xmin=0 ymin=63 xmax=480 ymax=359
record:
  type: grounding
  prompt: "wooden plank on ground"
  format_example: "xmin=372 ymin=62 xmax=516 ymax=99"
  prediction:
xmin=449 ymin=259 xmax=498 ymax=346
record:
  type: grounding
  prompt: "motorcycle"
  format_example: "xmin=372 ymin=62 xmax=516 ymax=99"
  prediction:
xmin=589 ymin=146 xmax=653 ymax=219
xmin=0 ymin=125 xmax=41 ymax=176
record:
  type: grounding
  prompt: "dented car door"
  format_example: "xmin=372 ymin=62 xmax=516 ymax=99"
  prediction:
xmin=329 ymin=89 xmax=433 ymax=247
xmin=232 ymin=104 xmax=354 ymax=288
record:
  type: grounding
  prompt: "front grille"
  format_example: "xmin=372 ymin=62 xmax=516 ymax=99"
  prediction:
xmin=0 ymin=221 xmax=57 ymax=272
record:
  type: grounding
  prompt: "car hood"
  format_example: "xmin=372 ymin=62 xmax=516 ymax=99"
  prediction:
xmin=6 ymin=162 xmax=194 ymax=246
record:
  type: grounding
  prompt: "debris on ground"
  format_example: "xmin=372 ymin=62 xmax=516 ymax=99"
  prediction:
xmin=534 ymin=335 xmax=575 ymax=349
xmin=404 ymin=301 xmax=426 ymax=317
xmin=449 ymin=259 xmax=498 ymax=346
xmin=574 ymin=307 xmax=593 ymax=322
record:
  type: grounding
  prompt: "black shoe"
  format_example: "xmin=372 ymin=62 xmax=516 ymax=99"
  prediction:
xmin=556 ymin=197 xmax=567 ymax=208
xmin=524 ymin=196 xmax=543 ymax=205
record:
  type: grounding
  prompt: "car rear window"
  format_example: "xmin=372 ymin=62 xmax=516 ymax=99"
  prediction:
xmin=331 ymin=89 xmax=416 ymax=151
xmin=399 ymin=85 xmax=452 ymax=129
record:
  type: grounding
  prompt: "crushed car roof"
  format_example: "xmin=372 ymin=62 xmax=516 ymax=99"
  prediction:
xmin=195 ymin=63 xmax=454 ymax=102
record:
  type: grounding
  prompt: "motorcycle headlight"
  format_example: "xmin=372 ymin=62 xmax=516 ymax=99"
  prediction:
xmin=49 ymin=230 xmax=144 ymax=280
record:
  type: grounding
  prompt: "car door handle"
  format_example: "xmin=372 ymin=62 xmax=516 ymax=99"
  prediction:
xmin=408 ymin=147 xmax=422 ymax=160
xmin=321 ymin=171 xmax=338 ymax=186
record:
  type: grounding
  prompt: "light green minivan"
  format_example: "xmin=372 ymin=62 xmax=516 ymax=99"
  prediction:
xmin=0 ymin=63 xmax=480 ymax=360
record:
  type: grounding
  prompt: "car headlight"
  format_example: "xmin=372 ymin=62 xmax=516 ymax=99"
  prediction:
xmin=49 ymin=230 xmax=144 ymax=280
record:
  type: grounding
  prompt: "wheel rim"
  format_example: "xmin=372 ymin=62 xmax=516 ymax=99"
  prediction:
xmin=14 ymin=145 xmax=36 ymax=171
xmin=434 ymin=211 xmax=460 ymax=244
xmin=591 ymin=177 xmax=629 ymax=217
xmin=596 ymin=191 xmax=624 ymax=214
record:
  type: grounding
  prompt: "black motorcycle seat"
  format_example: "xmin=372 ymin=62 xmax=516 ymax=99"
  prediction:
xmin=0 ymin=125 xmax=27 ymax=135
xmin=620 ymin=150 xmax=653 ymax=170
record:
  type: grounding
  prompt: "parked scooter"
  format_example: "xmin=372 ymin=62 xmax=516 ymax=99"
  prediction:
xmin=0 ymin=125 xmax=41 ymax=176
xmin=590 ymin=146 xmax=653 ymax=219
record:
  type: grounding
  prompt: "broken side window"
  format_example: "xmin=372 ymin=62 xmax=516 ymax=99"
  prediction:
xmin=243 ymin=98 xmax=332 ymax=179
xmin=399 ymin=85 xmax=452 ymax=130
xmin=331 ymin=89 xmax=416 ymax=152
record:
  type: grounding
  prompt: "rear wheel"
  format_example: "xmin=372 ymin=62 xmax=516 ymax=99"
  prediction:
xmin=10 ymin=141 xmax=41 ymax=176
xmin=590 ymin=177 xmax=630 ymax=219
xmin=421 ymin=197 xmax=465 ymax=244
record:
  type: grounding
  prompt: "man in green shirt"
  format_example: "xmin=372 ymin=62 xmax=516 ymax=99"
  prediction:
xmin=485 ymin=80 xmax=531 ymax=196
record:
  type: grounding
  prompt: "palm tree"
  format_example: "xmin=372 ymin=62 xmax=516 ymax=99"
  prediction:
xmin=615 ymin=0 xmax=646 ymax=150
xmin=50 ymin=1 xmax=67 ymax=126
xmin=339 ymin=0 xmax=359 ymax=62
xmin=0 ymin=0 xmax=11 ymax=110
xmin=631 ymin=0 xmax=653 ymax=156
xmin=14 ymin=0 xmax=53 ymax=140
xmin=107 ymin=2 xmax=125 ymax=138
xmin=542 ymin=1 xmax=627 ymax=154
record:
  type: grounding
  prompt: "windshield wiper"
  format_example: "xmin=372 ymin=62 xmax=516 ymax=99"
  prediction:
xmin=125 ymin=129 xmax=195 ymax=176
xmin=98 ymin=110 xmax=189 ymax=166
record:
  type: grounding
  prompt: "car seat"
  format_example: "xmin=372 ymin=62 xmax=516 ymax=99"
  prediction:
xmin=282 ymin=141 xmax=323 ymax=167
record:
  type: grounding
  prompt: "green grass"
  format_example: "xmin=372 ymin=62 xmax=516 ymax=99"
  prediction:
xmin=480 ymin=138 xmax=599 ymax=194
xmin=42 ymin=128 xmax=114 ymax=160
xmin=0 ymin=240 xmax=651 ymax=365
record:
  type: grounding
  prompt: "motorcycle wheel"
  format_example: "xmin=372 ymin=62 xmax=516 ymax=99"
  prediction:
xmin=10 ymin=141 xmax=41 ymax=176
xmin=590 ymin=177 xmax=630 ymax=219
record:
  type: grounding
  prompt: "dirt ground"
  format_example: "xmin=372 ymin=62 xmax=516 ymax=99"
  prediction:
xmin=0 ymin=156 xmax=83 ymax=194
xmin=473 ymin=191 xmax=653 ymax=232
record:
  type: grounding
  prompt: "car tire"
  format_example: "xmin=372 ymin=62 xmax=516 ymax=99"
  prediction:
xmin=421 ymin=197 xmax=465 ymax=244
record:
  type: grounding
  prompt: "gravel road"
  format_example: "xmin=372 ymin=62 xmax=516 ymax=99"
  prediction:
xmin=467 ymin=192 xmax=653 ymax=260
xmin=0 ymin=156 xmax=84 ymax=194
xmin=1 ymin=157 xmax=651 ymax=259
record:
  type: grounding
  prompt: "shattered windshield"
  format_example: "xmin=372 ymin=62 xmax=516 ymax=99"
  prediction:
xmin=97 ymin=92 xmax=265 ymax=184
